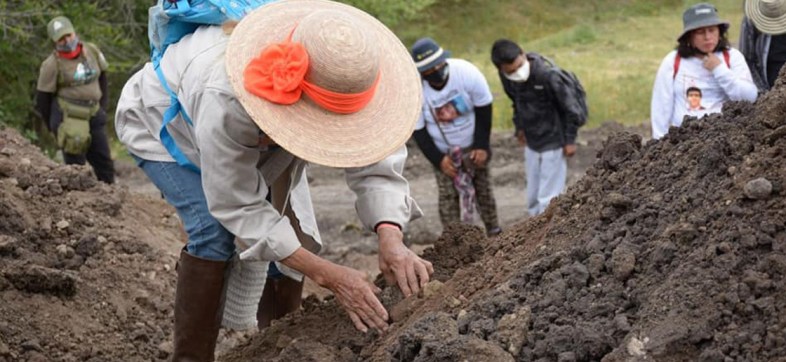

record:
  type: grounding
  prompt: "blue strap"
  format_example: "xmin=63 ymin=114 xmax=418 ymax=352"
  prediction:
xmin=149 ymin=0 xmax=276 ymax=174
xmin=154 ymin=52 xmax=201 ymax=174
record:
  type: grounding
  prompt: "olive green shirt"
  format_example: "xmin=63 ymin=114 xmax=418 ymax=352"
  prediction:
xmin=36 ymin=42 xmax=108 ymax=103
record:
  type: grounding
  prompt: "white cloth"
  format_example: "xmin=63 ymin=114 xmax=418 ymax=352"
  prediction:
xmin=415 ymin=58 xmax=493 ymax=153
xmin=524 ymin=146 xmax=566 ymax=216
xmin=221 ymin=257 xmax=268 ymax=330
xmin=115 ymin=26 xmax=422 ymax=262
xmin=650 ymin=48 xmax=757 ymax=139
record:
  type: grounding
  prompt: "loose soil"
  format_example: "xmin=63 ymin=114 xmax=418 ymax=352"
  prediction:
xmin=1 ymin=77 xmax=784 ymax=361
xmin=222 ymin=94 xmax=786 ymax=359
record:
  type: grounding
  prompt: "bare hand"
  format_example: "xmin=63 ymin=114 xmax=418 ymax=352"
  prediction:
xmin=702 ymin=53 xmax=721 ymax=70
xmin=515 ymin=130 xmax=527 ymax=147
xmin=323 ymin=263 xmax=389 ymax=333
xmin=281 ymin=248 xmax=388 ymax=333
xmin=378 ymin=227 xmax=434 ymax=298
xmin=469 ymin=149 xmax=488 ymax=168
xmin=563 ymin=144 xmax=577 ymax=157
xmin=440 ymin=155 xmax=457 ymax=178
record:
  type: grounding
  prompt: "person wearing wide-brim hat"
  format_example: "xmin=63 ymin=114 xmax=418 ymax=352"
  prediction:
xmin=650 ymin=2 xmax=758 ymax=140
xmin=35 ymin=15 xmax=115 ymax=184
xmin=115 ymin=0 xmax=433 ymax=359
xmin=740 ymin=0 xmax=786 ymax=90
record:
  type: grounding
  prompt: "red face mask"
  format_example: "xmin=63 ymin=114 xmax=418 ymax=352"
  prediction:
xmin=57 ymin=43 xmax=82 ymax=59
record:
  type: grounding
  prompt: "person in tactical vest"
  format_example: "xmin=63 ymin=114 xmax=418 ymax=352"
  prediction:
xmin=35 ymin=16 xmax=115 ymax=184
xmin=491 ymin=39 xmax=586 ymax=216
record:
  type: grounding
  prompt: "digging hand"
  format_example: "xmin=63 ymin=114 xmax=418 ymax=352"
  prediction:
xmin=281 ymin=247 xmax=389 ymax=333
xmin=324 ymin=264 xmax=389 ymax=333
xmin=378 ymin=227 xmax=434 ymax=298
xmin=440 ymin=155 xmax=457 ymax=178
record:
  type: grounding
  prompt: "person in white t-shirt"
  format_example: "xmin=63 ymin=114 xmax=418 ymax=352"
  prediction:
xmin=410 ymin=37 xmax=501 ymax=237
xmin=651 ymin=2 xmax=757 ymax=140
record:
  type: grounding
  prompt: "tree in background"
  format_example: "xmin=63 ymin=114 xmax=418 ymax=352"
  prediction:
xmin=0 ymin=0 xmax=434 ymax=151
xmin=0 ymin=0 xmax=150 ymax=151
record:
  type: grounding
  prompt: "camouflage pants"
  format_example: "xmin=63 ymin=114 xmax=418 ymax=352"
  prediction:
xmin=433 ymin=165 xmax=499 ymax=232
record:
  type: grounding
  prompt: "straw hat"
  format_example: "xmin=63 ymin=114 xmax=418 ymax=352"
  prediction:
xmin=225 ymin=0 xmax=423 ymax=168
xmin=745 ymin=0 xmax=786 ymax=35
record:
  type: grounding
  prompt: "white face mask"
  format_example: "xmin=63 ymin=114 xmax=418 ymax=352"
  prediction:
xmin=504 ymin=59 xmax=530 ymax=83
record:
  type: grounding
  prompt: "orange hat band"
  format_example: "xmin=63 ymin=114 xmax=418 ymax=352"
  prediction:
xmin=243 ymin=28 xmax=380 ymax=114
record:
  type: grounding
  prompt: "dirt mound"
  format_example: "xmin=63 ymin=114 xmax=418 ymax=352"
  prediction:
xmin=0 ymin=128 xmax=186 ymax=361
xmin=221 ymin=96 xmax=786 ymax=359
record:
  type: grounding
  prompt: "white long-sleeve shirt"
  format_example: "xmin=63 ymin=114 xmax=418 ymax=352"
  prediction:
xmin=650 ymin=48 xmax=757 ymax=139
xmin=115 ymin=26 xmax=422 ymax=262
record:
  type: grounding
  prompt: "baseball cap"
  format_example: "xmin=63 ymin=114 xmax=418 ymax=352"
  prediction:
xmin=47 ymin=16 xmax=75 ymax=42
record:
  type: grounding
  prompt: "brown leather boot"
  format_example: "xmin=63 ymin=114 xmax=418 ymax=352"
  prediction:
xmin=172 ymin=250 xmax=229 ymax=362
xmin=256 ymin=276 xmax=304 ymax=328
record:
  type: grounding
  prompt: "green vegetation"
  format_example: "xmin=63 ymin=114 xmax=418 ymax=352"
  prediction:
xmin=0 ymin=0 xmax=151 ymax=154
xmin=396 ymin=0 xmax=744 ymax=130
xmin=0 ymin=0 xmax=746 ymax=154
xmin=0 ymin=0 xmax=433 ymax=156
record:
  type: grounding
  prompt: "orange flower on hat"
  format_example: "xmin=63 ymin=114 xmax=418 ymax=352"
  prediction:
xmin=244 ymin=41 xmax=309 ymax=105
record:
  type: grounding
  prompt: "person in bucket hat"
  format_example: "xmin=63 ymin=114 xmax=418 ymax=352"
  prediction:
xmin=409 ymin=37 xmax=502 ymax=237
xmin=650 ymin=2 xmax=757 ymax=140
xmin=740 ymin=0 xmax=786 ymax=90
xmin=115 ymin=0 xmax=432 ymax=360
xmin=35 ymin=16 xmax=115 ymax=183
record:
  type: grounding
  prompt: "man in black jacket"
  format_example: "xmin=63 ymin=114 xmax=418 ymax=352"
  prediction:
xmin=491 ymin=39 xmax=584 ymax=216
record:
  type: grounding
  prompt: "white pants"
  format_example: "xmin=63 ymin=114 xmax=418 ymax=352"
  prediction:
xmin=524 ymin=146 xmax=567 ymax=216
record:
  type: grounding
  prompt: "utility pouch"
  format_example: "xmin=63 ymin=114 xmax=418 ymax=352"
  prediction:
xmin=57 ymin=98 xmax=98 ymax=155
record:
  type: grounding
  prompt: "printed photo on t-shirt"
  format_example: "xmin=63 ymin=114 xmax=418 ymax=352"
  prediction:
xmin=686 ymin=86 xmax=705 ymax=112
xmin=430 ymin=94 xmax=470 ymax=123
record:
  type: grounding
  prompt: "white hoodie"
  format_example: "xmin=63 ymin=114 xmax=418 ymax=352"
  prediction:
xmin=650 ymin=48 xmax=757 ymax=139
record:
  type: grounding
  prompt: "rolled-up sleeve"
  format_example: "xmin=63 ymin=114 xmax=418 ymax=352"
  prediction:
xmin=344 ymin=146 xmax=423 ymax=230
xmin=194 ymin=88 xmax=300 ymax=261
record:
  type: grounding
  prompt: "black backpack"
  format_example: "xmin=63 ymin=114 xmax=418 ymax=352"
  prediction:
xmin=542 ymin=57 xmax=589 ymax=126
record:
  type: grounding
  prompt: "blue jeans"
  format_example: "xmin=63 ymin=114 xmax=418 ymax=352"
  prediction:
xmin=132 ymin=155 xmax=235 ymax=261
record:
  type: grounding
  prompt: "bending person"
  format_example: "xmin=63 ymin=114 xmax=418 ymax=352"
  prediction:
xmin=115 ymin=1 xmax=432 ymax=360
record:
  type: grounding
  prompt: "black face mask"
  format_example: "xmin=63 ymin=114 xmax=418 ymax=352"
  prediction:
xmin=423 ymin=63 xmax=449 ymax=85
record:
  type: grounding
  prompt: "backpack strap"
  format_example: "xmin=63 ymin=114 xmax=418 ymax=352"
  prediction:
xmin=673 ymin=49 xmax=731 ymax=79
xmin=153 ymin=53 xmax=201 ymax=174
xmin=148 ymin=0 xmax=273 ymax=174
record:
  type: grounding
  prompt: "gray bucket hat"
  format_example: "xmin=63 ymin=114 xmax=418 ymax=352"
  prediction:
xmin=678 ymin=3 xmax=729 ymax=41
xmin=745 ymin=0 xmax=786 ymax=35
